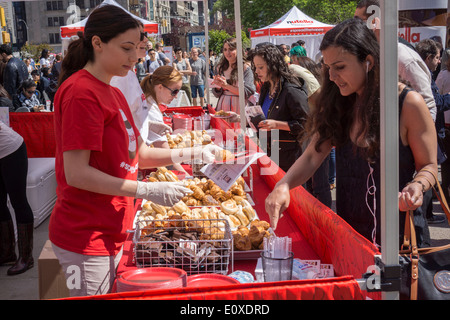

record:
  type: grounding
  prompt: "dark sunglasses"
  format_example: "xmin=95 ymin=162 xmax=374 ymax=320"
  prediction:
xmin=162 ymin=85 xmax=180 ymax=97
xmin=26 ymin=90 xmax=36 ymax=94
xmin=140 ymin=32 xmax=150 ymax=41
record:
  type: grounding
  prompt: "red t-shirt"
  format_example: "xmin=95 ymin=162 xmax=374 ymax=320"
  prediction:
xmin=49 ymin=70 xmax=140 ymax=256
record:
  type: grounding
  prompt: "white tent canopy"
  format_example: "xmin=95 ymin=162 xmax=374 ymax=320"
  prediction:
xmin=250 ymin=6 xmax=334 ymax=59
xmin=60 ymin=0 xmax=158 ymax=39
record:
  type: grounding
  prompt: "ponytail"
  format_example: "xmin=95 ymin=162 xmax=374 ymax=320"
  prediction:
xmin=58 ymin=31 xmax=92 ymax=86
xmin=58 ymin=4 xmax=140 ymax=86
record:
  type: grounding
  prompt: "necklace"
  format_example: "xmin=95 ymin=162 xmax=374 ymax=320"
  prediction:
xmin=268 ymin=80 xmax=279 ymax=99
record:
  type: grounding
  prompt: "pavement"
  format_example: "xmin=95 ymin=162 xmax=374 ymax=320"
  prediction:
xmin=0 ymin=89 xmax=448 ymax=300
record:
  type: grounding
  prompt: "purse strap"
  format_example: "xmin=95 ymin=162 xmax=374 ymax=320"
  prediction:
xmin=418 ymin=168 xmax=450 ymax=224
xmin=403 ymin=210 xmax=419 ymax=300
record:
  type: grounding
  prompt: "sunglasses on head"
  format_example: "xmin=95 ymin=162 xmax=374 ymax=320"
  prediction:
xmin=140 ymin=32 xmax=150 ymax=41
xmin=162 ymin=84 xmax=180 ymax=97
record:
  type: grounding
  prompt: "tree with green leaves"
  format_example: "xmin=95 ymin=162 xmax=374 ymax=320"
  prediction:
xmin=213 ymin=0 xmax=359 ymax=31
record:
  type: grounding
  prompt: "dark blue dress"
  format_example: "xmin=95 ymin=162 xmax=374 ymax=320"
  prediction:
xmin=335 ymin=87 xmax=430 ymax=248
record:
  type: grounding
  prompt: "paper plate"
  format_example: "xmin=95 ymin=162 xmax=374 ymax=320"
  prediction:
xmin=117 ymin=268 xmax=187 ymax=292
xmin=186 ymin=274 xmax=240 ymax=288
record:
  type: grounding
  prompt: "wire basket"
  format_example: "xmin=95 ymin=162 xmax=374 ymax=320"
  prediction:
xmin=133 ymin=218 xmax=233 ymax=275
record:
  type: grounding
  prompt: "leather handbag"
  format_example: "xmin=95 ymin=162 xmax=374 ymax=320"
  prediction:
xmin=399 ymin=170 xmax=450 ymax=300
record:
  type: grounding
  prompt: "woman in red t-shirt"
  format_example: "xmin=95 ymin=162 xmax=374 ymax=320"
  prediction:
xmin=49 ymin=5 xmax=222 ymax=297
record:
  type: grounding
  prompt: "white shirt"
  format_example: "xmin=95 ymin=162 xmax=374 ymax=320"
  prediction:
xmin=0 ymin=121 xmax=23 ymax=159
xmin=398 ymin=42 xmax=436 ymax=121
xmin=110 ymin=70 xmax=167 ymax=145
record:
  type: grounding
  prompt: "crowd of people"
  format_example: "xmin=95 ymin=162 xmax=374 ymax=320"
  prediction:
xmin=0 ymin=0 xmax=449 ymax=299
xmin=0 ymin=44 xmax=60 ymax=112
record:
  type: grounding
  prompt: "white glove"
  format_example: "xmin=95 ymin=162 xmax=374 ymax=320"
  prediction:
xmin=200 ymin=144 xmax=224 ymax=163
xmin=135 ymin=181 xmax=192 ymax=206
xmin=148 ymin=120 xmax=173 ymax=135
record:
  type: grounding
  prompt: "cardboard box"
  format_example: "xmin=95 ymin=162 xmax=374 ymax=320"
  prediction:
xmin=38 ymin=240 xmax=69 ymax=300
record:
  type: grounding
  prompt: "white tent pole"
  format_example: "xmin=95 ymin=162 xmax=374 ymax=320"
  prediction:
xmin=204 ymin=0 xmax=210 ymax=106
xmin=233 ymin=0 xmax=246 ymax=131
xmin=380 ymin=0 xmax=399 ymax=300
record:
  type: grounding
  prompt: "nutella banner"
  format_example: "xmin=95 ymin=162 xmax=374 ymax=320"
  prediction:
xmin=398 ymin=26 xmax=446 ymax=45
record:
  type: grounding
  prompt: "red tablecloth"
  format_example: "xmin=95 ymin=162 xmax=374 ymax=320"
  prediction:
xmin=62 ymin=115 xmax=379 ymax=300
xmin=10 ymin=112 xmax=56 ymax=158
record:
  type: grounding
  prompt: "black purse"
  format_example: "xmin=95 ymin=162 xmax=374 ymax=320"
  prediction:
xmin=399 ymin=170 xmax=450 ymax=300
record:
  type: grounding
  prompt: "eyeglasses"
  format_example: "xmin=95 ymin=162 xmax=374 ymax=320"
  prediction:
xmin=162 ymin=85 xmax=180 ymax=97
xmin=26 ymin=90 xmax=36 ymax=95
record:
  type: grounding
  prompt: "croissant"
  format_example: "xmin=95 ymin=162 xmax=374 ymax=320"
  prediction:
xmin=191 ymin=186 xmax=205 ymax=200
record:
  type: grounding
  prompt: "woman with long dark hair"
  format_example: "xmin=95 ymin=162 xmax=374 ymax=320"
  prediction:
xmin=250 ymin=44 xmax=309 ymax=172
xmin=212 ymin=38 xmax=255 ymax=114
xmin=265 ymin=19 xmax=437 ymax=248
xmin=50 ymin=4 xmax=221 ymax=296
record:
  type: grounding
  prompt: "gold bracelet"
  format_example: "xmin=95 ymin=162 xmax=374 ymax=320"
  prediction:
xmin=405 ymin=180 xmax=426 ymax=193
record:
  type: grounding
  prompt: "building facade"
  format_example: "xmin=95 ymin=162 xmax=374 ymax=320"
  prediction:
xmin=2 ymin=0 xmax=221 ymax=53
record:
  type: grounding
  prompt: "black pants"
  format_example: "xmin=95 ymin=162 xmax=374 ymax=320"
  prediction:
xmin=0 ymin=142 xmax=33 ymax=224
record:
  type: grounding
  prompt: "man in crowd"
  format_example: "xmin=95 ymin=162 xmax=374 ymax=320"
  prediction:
xmin=173 ymin=47 xmax=192 ymax=104
xmin=0 ymin=44 xmax=28 ymax=98
xmin=155 ymin=42 xmax=170 ymax=65
xmin=189 ymin=47 xmax=206 ymax=107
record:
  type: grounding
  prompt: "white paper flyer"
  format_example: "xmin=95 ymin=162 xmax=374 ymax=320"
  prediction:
xmin=200 ymin=152 xmax=265 ymax=191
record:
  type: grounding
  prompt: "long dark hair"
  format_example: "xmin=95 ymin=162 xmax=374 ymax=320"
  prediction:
xmin=58 ymin=4 xmax=140 ymax=86
xmin=307 ymin=18 xmax=380 ymax=161
xmin=249 ymin=44 xmax=301 ymax=89
xmin=215 ymin=38 xmax=249 ymax=85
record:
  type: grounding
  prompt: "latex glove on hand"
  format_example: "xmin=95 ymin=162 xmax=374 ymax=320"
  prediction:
xmin=148 ymin=120 xmax=173 ymax=136
xmin=135 ymin=181 xmax=193 ymax=206
xmin=198 ymin=144 xmax=225 ymax=163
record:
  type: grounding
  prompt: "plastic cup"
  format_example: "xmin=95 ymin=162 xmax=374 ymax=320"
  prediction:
xmin=260 ymin=251 xmax=294 ymax=282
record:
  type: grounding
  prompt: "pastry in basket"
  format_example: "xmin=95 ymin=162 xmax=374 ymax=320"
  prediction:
xmin=249 ymin=225 xmax=266 ymax=248
xmin=241 ymin=199 xmax=256 ymax=220
xmin=230 ymin=184 xmax=245 ymax=196
xmin=142 ymin=201 xmax=155 ymax=213
xmin=172 ymin=200 xmax=190 ymax=214
xmin=151 ymin=202 xmax=167 ymax=215
xmin=190 ymin=185 xmax=205 ymax=200
xmin=233 ymin=232 xmax=252 ymax=251
xmin=220 ymin=199 xmax=239 ymax=215
xmin=234 ymin=206 xmax=250 ymax=226
xmin=185 ymin=198 xmax=199 ymax=206
xmin=200 ymin=226 xmax=225 ymax=240
xmin=202 ymin=194 xmax=220 ymax=206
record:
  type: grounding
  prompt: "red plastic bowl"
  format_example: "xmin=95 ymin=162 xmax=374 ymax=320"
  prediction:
xmin=186 ymin=274 xmax=240 ymax=288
